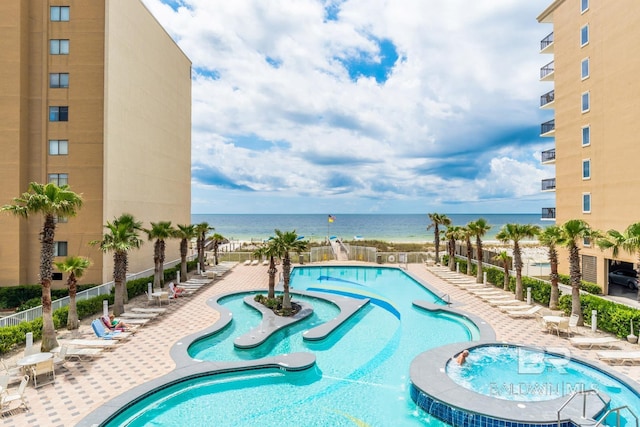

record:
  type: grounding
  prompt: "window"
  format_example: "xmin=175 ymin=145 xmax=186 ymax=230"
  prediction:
xmin=49 ymin=73 xmax=69 ymax=88
xmin=50 ymin=39 xmax=69 ymax=55
xmin=583 ymin=237 xmax=591 ymax=247
xmin=581 ymin=58 xmax=589 ymax=80
xmin=581 ymin=25 xmax=589 ymax=46
xmin=582 ymin=159 xmax=591 ymax=179
xmin=48 ymin=173 xmax=68 ymax=186
xmin=581 ymin=0 xmax=589 ymax=13
xmin=54 ymin=241 xmax=68 ymax=257
xmin=50 ymin=6 xmax=70 ymax=21
xmin=52 ymin=272 xmax=63 ymax=281
xmin=583 ymin=193 xmax=591 ymax=213
xmin=54 ymin=216 xmax=68 ymax=224
xmin=49 ymin=140 xmax=68 ymax=155
xmin=582 ymin=125 xmax=590 ymax=146
xmin=49 ymin=106 xmax=68 ymax=122
xmin=581 ymin=92 xmax=590 ymax=112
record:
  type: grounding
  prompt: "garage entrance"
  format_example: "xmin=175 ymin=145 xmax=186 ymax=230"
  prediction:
xmin=607 ymin=259 xmax=639 ymax=300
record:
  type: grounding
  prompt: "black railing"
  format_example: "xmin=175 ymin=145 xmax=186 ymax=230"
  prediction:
xmin=540 ymin=89 xmax=555 ymax=107
xmin=542 ymin=178 xmax=556 ymax=191
xmin=541 ymin=119 xmax=555 ymax=135
xmin=540 ymin=32 xmax=554 ymax=50
xmin=541 ymin=148 xmax=556 ymax=163
xmin=540 ymin=61 xmax=555 ymax=79
xmin=542 ymin=207 xmax=556 ymax=219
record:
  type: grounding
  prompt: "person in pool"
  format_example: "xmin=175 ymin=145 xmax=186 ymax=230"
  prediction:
xmin=455 ymin=349 xmax=470 ymax=365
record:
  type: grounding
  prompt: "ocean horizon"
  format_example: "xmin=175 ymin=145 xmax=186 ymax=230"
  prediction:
xmin=191 ymin=213 xmax=551 ymax=243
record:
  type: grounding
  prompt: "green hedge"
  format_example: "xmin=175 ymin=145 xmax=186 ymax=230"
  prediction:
xmin=0 ymin=283 xmax=97 ymax=310
xmin=558 ymin=273 xmax=602 ymax=295
xmin=558 ymin=294 xmax=640 ymax=338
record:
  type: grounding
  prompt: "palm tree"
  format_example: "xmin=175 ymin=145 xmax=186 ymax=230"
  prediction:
xmin=496 ymin=223 xmax=541 ymax=300
xmin=493 ymin=251 xmax=511 ymax=291
xmin=195 ymin=222 xmax=213 ymax=273
xmin=597 ymin=222 xmax=640 ymax=302
xmin=538 ymin=225 xmax=563 ymax=309
xmin=54 ymin=256 xmax=91 ymax=330
xmin=253 ymin=243 xmax=279 ymax=298
xmin=468 ymin=218 xmax=491 ymax=284
xmin=427 ymin=213 xmax=451 ymax=264
xmin=558 ymin=219 xmax=599 ymax=324
xmin=462 ymin=226 xmax=474 ymax=276
xmin=90 ymin=213 xmax=143 ymax=316
xmin=211 ymin=233 xmax=227 ymax=266
xmin=144 ymin=221 xmax=176 ymax=288
xmin=176 ymin=224 xmax=197 ymax=282
xmin=269 ymin=230 xmax=308 ymax=310
xmin=444 ymin=225 xmax=461 ymax=271
xmin=1 ymin=182 xmax=83 ymax=351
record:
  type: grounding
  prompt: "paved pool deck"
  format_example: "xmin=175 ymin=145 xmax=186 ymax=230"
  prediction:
xmin=1 ymin=262 xmax=639 ymax=427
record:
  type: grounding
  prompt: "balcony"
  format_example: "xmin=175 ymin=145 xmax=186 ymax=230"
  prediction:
xmin=541 ymin=178 xmax=556 ymax=192
xmin=541 ymin=148 xmax=556 ymax=164
xmin=541 ymin=207 xmax=556 ymax=220
xmin=541 ymin=119 xmax=555 ymax=136
xmin=540 ymin=89 xmax=555 ymax=109
xmin=540 ymin=60 xmax=554 ymax=81
xmin=540 ymin=32 xmax=554 ymax=54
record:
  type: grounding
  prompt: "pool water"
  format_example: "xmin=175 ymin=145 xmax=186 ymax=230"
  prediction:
xmin=108 ymin=266 xmax=477 ymax=426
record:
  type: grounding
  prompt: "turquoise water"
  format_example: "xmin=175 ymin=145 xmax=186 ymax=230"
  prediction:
xmin=108 ymin=267 xmax=475 ymax=426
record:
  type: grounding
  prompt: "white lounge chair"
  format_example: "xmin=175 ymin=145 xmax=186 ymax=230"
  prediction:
xmin=251 ymin=260 xmax=259 ymax=266
xmin=569 ymin=336 xmax=619 ymax=349
xmin=243 ymin=260 xmax=251 ymax=266
xmin=506 ymin=306 xmax=542 ymax=318
xmin=131 ymin=307 xmax=167 ymax=314
xmin=596 ymin=350 xmax=640 ymax=365
xmin=51 ymin=346 xmax=103 ymax=361
xmin=0 ymin=375 xmax=29 ymax=412
xmin=64 ymin=339 xmax=118 ymax=350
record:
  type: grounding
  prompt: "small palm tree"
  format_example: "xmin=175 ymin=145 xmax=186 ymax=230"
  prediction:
xmin=427 ymin=213 xmax=451 ymax=264
xmin=211 ymin=233 xmax=227 ymax=265
xmin=493 ymin=251 xmax=511 ymax=291
xmin=1 ymin=182 xmax=83 ymax=351
xmin=538 ymin=225 xmax=562 ymax=309
xmin=269 ymin=230 xmax=308 ymax=310
xmin=195 ymin=222 xmax=213 ymax=272
xmin=468 ymin=218 xmax=491 ymax=284
xmin=254 ymin=243 xmax=279 ymax=298
xmin=496 ymin=223 xmax=541 ymax=301
xmin=54 ymin=256 xmax=91 ymax=330
xmin=461 ymin=225 xmax=474 ymax=276
xmin=176 ymin=224 xmax=197 ymax=282
xmin=144 ymin=221 xmax=176 ymax=288
xmin=597 ymin=222 xmax=640 ymax=302
xmin=444 ymin=225 xmax=461 ymax=271
xmin=90 ymin=213 xmax=143 ymax=316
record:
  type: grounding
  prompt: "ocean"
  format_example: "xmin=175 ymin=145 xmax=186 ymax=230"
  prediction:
xmin=191 ymin=213 xmax=551 ymax=243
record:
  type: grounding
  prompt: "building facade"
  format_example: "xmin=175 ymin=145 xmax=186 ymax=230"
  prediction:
xmin=538 ymin=0 xmax=640 ymax=292
xmin=0 ymin=0 xmax=192 ymax=287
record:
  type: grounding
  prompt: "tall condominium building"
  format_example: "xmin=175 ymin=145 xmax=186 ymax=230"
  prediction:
xmin=0 ymin=0 xmax=192 ymax=287
xmin=537 ymin=0 xmax=640 ymax=292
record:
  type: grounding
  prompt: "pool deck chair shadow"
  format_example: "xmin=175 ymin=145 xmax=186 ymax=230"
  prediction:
xmin=596 ymin=350 xmax=640 ymax=365
xmin=569 ymin=336 xmax=619 ymax=349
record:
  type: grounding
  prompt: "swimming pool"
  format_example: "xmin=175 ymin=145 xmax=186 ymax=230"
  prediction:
xmin=92 ymin=266 xmax=486 ymax=426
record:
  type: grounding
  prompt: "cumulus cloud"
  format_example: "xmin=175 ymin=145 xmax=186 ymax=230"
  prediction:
xmin=142 ymin=0 xmax=555 ymax=213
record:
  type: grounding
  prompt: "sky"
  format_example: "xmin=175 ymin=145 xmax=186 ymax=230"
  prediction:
xmin=141 ymin=0 xmax=555 ymax=215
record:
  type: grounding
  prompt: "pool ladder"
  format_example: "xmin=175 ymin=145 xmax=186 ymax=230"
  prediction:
xmin=556 ymin=389 xmax=639 ymax=427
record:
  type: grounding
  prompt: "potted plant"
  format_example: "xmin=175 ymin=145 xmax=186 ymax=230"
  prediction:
xmin=628 ymin=319 xmax=638 ymax=344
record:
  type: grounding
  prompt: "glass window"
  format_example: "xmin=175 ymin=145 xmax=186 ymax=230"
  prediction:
xmin=49 ymin=73 xmax=69 ymax=88
xmin=581 ymin=58 xmax=589 ymax=79
xmin=581 ymin=92 xmax=590 ymax=112
xmin=581 ymin=25 xmax=589 ymax=46
xmin=54 ymin=216 xmax=68 ymax=224
xmin=581 ymin=0 xmax=589 ymax=13
xmin=50 ymin=6 xmax=70 ymax=21
xmin=583 ymin=237 xmax=591 ymax=247
xmin=48 ymin=173 xmax=69 ymax=186
xmin=54 ymin=241 xmax=68 ymax=257
xmin=49 ymin=106 xmax=69 ymax=122
xmin=583 ymin=193 xmax=591 ymax=213
xmin=582 ymin=159 xmax=591 ymax=179
xmin=50 ymin=39 xmax=69 ymax=55
xmin=49 ymin=140 xmax=68 ymax=155
xmin=582 ymin=126 xmax=590 ymax=146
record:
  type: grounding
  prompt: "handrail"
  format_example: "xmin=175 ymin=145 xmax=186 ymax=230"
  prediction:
xmin=594 ymin=405 xmax=639 ymax=427
xmin=556 ymin=389 xmax=606 ymax=427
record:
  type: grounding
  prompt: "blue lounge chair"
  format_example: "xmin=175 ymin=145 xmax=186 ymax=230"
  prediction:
xmin=91 ymin=319 xmax=132 ymax=340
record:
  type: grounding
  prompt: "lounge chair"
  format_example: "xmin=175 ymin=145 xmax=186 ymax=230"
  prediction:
xmin=131 ymin=307 xmax=167 ymax=314
xmin=64 ymin=339 xmax=118 ymax=350
xmin=91 ymin=319 xmax=132 ymax=340
xmin=262 ymin=259 xmax=269 ymax=266
xmin=251 ymin=260 xmax=259 ymax=266
xmin=243 ymin=260 xmax=251 ymax=266
xmin=169 ymin=282 xmax=194 ymax=297
xmin=31 ymin=358 xmax=55 ymax=388
xmin=50 ymin=346 xmax=103 ymax=361
xmin=596 ymin=350 xmax=640 ymax=365
xmin=0 ymin=375 xmax=29 ymax=412
xmin=506 ymin=305 xmax=542 ymax=318
xmin=118 ymin=312 xmax=159 ymax=320
xmin=569 ymin=336 xmax=619 ymax=349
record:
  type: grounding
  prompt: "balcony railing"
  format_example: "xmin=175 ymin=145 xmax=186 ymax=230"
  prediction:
xmin=541 ymin=178 xmax=556 ymax=191
xmin=540 ymin=61 xmax=555 ymax=79
xmin=541 ymin=119 xmax=555 ymax=135
xmin=540 ymin=89 xmax=555 ymax=107
xmin=542 ymin=207 xmax=556 ymax=220
xmin=541 ymin=148 xmax=556 ymax=163
xmin=540 ymin=32 xmax=554 ymax=51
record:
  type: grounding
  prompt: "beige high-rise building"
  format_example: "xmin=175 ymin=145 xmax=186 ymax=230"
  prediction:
xmin=0 ymin=0 xmax=192 ymax=287
xmin=538 ymin=0 xmax=640 ymax=293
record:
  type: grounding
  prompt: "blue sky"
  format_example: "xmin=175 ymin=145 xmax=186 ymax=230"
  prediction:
xmin=142 ymin=0 xmax=555 ymax=214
